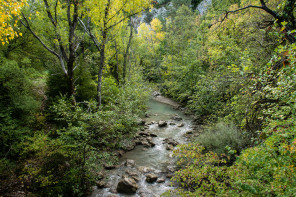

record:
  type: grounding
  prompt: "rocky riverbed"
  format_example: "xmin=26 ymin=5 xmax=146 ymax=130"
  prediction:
xmin=90 ymin=95 xmax=200 ymax=197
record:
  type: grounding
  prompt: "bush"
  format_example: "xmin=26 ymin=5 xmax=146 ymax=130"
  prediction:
xmin=163 ymin=144 xmax=231 ymax=197
xmin=0 ymin=59 xmax=41 ymax=158
xmin=196 ymin=122 xmax=248 ymax=154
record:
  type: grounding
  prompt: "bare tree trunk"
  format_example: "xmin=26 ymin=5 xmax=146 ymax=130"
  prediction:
xmin=97 ymin=40 xmax=105 ymax=106
xmin=66 ymin=0 xmax=78 ymax=103
xmin=97 ymin=0 xmax=110 ymax=106
xmin=114 ymin=40 xmax=120 ymax=85
xmin=122 ymin=19 xmax=133 ymax=84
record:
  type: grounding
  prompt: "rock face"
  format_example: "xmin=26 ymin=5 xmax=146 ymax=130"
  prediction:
xmin=146 ymin=174 xmax=158 ymax=183
xmin=158 ymin=120 xmax=167 ymax=127
xmin=117 ymin=177 xmax=139 ymax=194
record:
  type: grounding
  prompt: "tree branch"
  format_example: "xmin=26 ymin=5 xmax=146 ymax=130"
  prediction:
xmin=106 ymin=0 xmax=128 ymax=24
xmin=20 ymin=13 xmax=59 ymax=59
xmin=78 ymin=17 xmax=101 ymax=51
xmin=106 ymin=9 xmax=146 ymax=30
xmin=43 ymin=0 xmax=57 ymax=27
xmin=210 ymin=0 xmax=295 ymax=43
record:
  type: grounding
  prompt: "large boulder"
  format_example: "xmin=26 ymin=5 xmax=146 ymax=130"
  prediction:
xmin=125 ymin=169 xmax=140 ymax=182
xmin=146 ymin=174 xmax=158 ymax=183
xmin=158 ymin=121 xmax=167 ymax=127
xmin=116 ymin=177 xmax=139 ymax=194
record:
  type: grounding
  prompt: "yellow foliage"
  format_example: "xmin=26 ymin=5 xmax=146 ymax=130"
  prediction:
xmin=150 ymin=18 xmax=162 ymax=32
xmin=85 ymin=0 xmax=152 ymax=31
xmin=0 ymin=0 xmax=26 ymax=45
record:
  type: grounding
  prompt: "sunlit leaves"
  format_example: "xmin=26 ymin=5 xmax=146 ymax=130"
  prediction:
xmin=0 ymin=0 xmax=26 ymax=45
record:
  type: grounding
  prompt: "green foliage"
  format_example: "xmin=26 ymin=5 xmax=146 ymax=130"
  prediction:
xmin=0 ymin=58 xmax=41 ymax=158
xmin=232 ymin=120 xmax=296 ymax=196
xmin=163 ymin=144 xmax=231 ymax=196
xmin=196 ymin=122 xmax=248 ymax=154
xmin=166 ymin=120 xmax=296 ymax=196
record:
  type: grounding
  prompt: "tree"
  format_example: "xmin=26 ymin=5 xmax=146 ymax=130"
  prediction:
xmin=79 ymin=0 xmax=152 ymax=106
xmin=213 ymin=0 xmax=296 ymax=43
xmin=0 ymin=0 xmax=26 ymax=45
xmin=21 ymin=0 xmax=82 ymax=101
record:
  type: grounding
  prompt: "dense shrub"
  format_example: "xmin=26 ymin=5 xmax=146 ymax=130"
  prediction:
xmin=0 ymin=59 xmax=41 ymax=158
xmin=196 ymin=122 xmax=248 ymax=154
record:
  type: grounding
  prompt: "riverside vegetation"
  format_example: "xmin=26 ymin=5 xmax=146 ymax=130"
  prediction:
xmin=1 ymin=0 xmax=296 ymax=196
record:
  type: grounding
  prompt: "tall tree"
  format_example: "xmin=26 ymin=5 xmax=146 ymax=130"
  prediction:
xmin=79 ymin=0 xmax=152 ymax=106
xmin=21 ymin=0 xmax=82 ymax=102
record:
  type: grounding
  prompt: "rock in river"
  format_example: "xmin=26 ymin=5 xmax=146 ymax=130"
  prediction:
xmin=166 ymin=144 xmax=174 ymax=151
xmin=157 ymin=178 xmax=165 ymax=183
xmin=158 ymin=120 xmax=167 ymax=127
xmin=177 ymin=123 xmax=185 ymax=127
xmin=171 ymin=115 xmax=182 ymax=121
xmin=125 ymin=159 xmax=135 ymax=168
xmin=116 ymin=177 xmax=139 ymax=194
xmin=95 ymin=180 xmax=107 ymax=188
xmin=146 ymin=174 xmax=158 ymax=183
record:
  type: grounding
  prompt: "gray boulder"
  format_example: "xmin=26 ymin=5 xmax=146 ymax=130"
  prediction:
xmin=125 ymin=159 xmax=135 ymax=168
xmin=146 ymin=174 xmax=158 ymax=183
xmin=158 ymin=120 xmax=167 ymax=127
xmin=117 ymin=177 xmax=139 ymax=194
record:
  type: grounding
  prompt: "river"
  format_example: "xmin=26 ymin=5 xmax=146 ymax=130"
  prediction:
xmin=90 ymin=98 xmax=194 ymax=197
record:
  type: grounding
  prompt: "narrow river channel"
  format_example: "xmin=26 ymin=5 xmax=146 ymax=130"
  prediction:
xmin=91 ymin=98 xmax=194 ymax=197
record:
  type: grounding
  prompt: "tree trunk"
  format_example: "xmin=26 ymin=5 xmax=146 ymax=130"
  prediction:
xmin=97 ymin=41 xmax=105 ymax=106
xmin=114 ymin=40 xmax=120 ymax=85
xmin=97 ymin=0 xmax=110 ymax=106
xmin=122 ymin=20 xmax=133 ymax=84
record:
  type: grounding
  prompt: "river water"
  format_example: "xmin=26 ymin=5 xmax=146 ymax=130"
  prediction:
xmin=90 ymin=99 xmax=193 ymax=197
